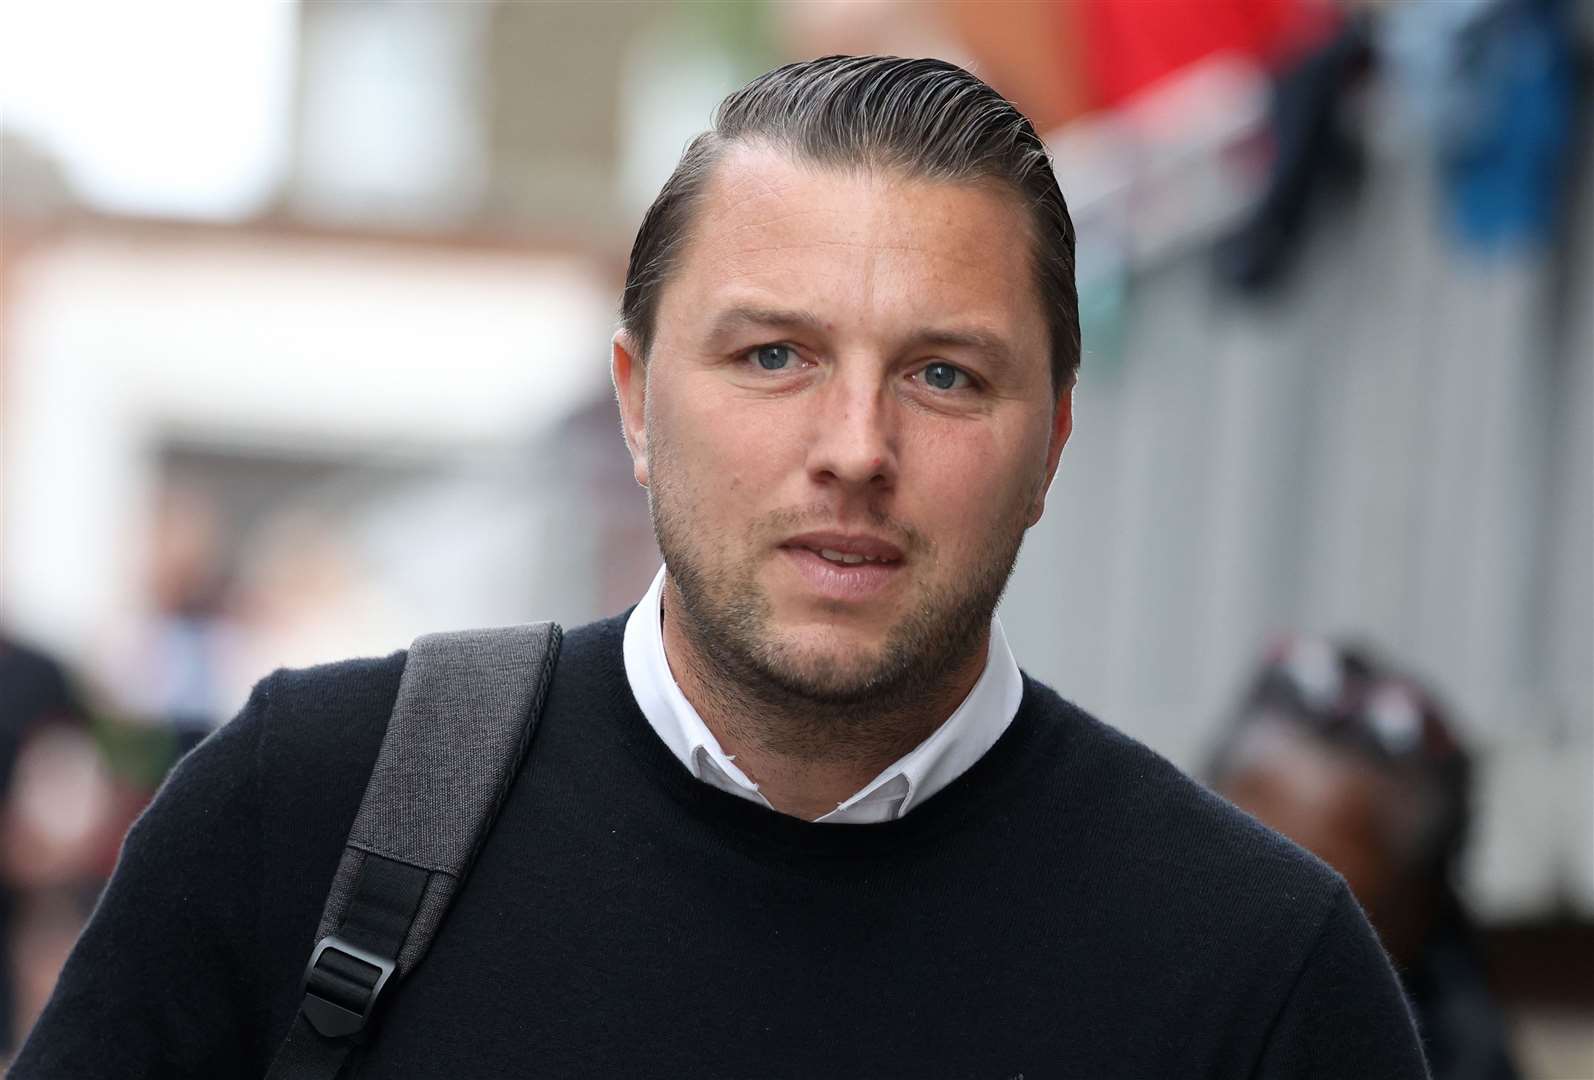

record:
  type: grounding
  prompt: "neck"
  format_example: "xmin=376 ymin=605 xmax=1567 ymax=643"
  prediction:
xmin=660 ymin=577 xmax=990 ymax=821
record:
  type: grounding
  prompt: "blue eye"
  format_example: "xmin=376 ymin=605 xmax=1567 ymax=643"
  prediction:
xmin=754 ymin=344 xmax=794 ymax=370
xmin=921 ymin=362 xmax=970 ymax=391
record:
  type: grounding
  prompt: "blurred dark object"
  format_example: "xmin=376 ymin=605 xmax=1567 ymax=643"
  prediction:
xmin=0 ymin=636 xmax=89 ymax=1055
xmin=1215 ymin=14 xmax=1373 ymax=290
xmin=0 ymin=637 xmax=168 ymax=1052
xmin=1210 ymin=636 xmax=1522 ymax=1080
xmin=0 ymin=638 xmax=88 ymax=790
xmin=1479 ymin=918 xmax=1594 ymax=1039
xmin=1218 ymin=0 xmax=1582 ymax=290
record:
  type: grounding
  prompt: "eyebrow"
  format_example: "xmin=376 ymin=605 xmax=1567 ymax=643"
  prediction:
xmin=704 ymin=305 xmax=830 ymax=344
xmin=703 ymin=305 xmax=1019 ymax=373
xmin=909 ymin=327 xmax=1018 ymax=373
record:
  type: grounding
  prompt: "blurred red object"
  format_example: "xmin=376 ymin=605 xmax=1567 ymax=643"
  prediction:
xmin=1081 ymin=0 xmax=1341 ymax=108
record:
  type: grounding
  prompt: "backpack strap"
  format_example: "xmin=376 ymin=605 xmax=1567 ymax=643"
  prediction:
xmin=265 ymin=622 xmax=562 ymax=1080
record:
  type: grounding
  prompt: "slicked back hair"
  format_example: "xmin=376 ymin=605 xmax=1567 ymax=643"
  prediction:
xmin=620 ymin=55 xmax=1081 ymax=395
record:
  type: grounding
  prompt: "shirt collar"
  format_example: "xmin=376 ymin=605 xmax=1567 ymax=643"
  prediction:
xmin=622 ymin=565 xmax=1023 ymax=823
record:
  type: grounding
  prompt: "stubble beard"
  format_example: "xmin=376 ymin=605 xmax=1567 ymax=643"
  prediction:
xmin=647 ymin=439 xmax=1033 ymax=764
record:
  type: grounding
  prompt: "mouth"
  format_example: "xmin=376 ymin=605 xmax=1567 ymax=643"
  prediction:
xmin=777 ymin=531 xmax=905 ymax=602
xmin=780 ymin=531 xmax=905 ymax=564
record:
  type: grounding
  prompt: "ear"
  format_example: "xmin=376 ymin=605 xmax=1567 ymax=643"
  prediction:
xmin=611 ymin=330 xmax=650 ymax=488
xmin=1027 ymin=384 xmax=1074 ymax=527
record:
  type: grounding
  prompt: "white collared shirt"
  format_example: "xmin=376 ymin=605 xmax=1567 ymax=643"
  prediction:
xmin=621 ymin=566 xmax=1023 ymax=823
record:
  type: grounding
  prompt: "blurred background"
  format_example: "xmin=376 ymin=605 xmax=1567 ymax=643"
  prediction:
xmin=1 ymin=0 xmax=1590 ymax=1073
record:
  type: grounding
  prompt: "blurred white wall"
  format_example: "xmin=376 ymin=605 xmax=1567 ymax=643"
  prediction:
xmin=2 ymin=225 xmax=614 ymax=680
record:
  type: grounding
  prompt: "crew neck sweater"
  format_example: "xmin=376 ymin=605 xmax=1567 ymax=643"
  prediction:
xmin=16 ymin=615 xmax=1428 ymax=1079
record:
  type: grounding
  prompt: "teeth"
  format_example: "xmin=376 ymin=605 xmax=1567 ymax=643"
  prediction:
xmin=817 ymin=548 xmax=882 ymax=565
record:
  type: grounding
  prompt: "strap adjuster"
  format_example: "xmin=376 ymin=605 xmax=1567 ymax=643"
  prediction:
xmin=300 ymin=934 xmax=397 ymax=1039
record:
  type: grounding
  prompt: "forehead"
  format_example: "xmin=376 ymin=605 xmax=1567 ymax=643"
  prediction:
xmin=658 ymin=142 xmax=1047 ymax=360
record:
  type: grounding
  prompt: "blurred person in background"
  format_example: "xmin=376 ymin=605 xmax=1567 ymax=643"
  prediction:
xmin=107 ymin=485 xmax=241 ymax=758
xmin=16 ymin=56 xmax=1427 ymax=1079
xmin=0 ymin=636 xmax=85 ymax=1057
xmin=0 ymin=637 xmax=111 ymax=1059
xmin=1211 ymin=636 xmax=1522 ymax=1080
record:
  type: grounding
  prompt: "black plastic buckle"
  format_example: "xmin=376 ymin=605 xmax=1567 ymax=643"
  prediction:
xmin=300 ymin=935 xmax=397 ymax=1039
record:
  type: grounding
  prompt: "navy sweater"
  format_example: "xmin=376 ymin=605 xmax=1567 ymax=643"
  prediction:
xmin=15 ymin=615 xmax=1428 ymax=1078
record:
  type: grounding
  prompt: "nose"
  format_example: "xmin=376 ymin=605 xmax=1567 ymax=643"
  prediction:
xmin=804 ymin=365 xmax=898 ymax=492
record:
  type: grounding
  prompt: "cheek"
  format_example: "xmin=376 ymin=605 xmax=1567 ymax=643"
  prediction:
xmin=654 ymin=382 xmax=797 ymax=508
xmin=901 ymin=420 xmax=1045 ymax=536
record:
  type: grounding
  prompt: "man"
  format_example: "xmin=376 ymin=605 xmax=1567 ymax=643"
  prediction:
xmin=16 ymin=56 xmax=1428 ymax=1078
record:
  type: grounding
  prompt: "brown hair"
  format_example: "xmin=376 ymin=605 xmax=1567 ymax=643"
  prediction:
xmin=619 ymin=55 xmax=1080 ymax=393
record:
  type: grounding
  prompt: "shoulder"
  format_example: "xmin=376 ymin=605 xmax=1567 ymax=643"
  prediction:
xmin=1016 ymin=678 xmax=1414 ymax=1067
xmin=245 ymin=612 xmax=628 ymax=787
xmin=248 ymin=612 xmax=628 ymax=792
xmin=1018 ymin=674 xmax=1350 ymax=930
xmin=114 ymin=649 xmax=405 ymax=837
xmin=250 ymin=649 xmax=407 ymax=790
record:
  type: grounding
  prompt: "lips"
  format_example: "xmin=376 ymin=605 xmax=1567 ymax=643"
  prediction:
xmin=777 ymin=531 xmax=905 ymax=603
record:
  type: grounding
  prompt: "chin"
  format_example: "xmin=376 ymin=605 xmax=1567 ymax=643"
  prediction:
xmin=771 ymin=616 xmax=884 ymax=659
xmin=753 ymin=627 xmax=901 ymax=701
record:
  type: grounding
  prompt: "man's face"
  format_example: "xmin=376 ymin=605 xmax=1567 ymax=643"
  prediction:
xmin=614 ymin=143 xmax=1072 ymax=705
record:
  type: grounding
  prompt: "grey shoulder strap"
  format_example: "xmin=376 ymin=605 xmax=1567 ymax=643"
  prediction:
xmin=265 ymin=621 xmax=562 ymax=1080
